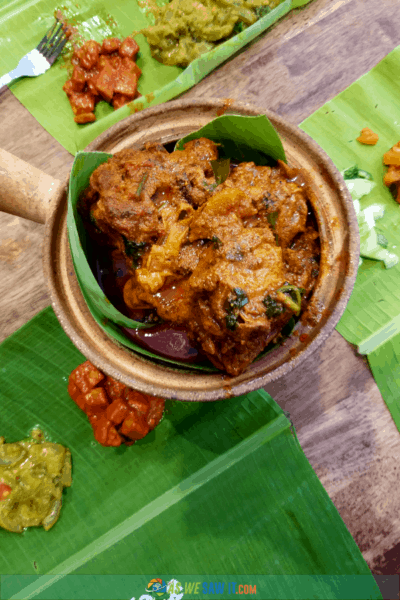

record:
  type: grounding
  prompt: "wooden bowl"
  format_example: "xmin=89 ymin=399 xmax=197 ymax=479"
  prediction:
xmin=1 ymin=99 xmax=359 ymax=400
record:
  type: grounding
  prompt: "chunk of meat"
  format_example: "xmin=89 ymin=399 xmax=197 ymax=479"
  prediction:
xmin=77 ymin=40 xmax=101 ymax=70
xmin=69 ymin=92 xmax=95 ymax=116
xmin=80 ymin=139 xmax=320 ymax=375
xmin=119 ymin=37 xmax=140 ymax=59
xmin=101 ymin=38 xmax=121 ymax=54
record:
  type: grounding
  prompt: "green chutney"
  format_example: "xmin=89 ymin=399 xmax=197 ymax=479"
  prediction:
xmin=0 ymin=429 xmax=72 ymax=533
xmin=141 ymin=0 xmax=283 ymax=66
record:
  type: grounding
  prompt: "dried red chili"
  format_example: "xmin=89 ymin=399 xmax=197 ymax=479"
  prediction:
xmin=0 ymin=483 xmax=12 ymax=501
xmin=68 ymin=361 xmax=165 ymax=447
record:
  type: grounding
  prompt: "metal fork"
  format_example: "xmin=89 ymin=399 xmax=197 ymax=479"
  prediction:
xmin=0 ymin=19 xmax=68 ymax=91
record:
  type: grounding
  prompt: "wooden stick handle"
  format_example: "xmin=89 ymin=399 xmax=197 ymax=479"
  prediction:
xmin=0 ymin=148 xmax=62 ymax=224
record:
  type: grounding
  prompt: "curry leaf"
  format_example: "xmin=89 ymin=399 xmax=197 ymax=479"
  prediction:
xmin=233 ymin=20 xmax=246 ymax=34
xmin=267 ymin=211 xmax=279 ymax=229
xmin=210 ymin=158 xmax=231 ymax=185
xmin=136 ymin=172 xmax=149 ymax=196
xmin=122 ymin=237 xmax=147 ymax=269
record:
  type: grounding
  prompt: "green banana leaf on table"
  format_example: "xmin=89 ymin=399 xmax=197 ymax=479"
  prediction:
xmin=0 ymin=0 xmax=311 ymax=155
xmin=0 ymin=309 xmax=381 ymax=599
xmin=300 ymin=46 xmax=400 ymax=431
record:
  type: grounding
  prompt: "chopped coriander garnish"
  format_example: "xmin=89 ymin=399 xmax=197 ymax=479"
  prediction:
xmin=122 ymin=236 xmax=147 ymax=269
xmin=211 ymin=235 xmax=222 ymax=249
xmin=225 ymin=287 xmax=248 ymax=330
xmin=226 ymin=314 xmax=239 ymax=330
xmin=263 ymin=295 xmax=285 ymax=318
xmin=343 ymin=165 xmax=373 ymax=181
xmin=229 ymin=287 xmax=248 ymax=310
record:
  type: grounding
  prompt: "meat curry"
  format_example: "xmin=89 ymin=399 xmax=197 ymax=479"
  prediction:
xmin=81 ymin=138 xmax=320 ymax=376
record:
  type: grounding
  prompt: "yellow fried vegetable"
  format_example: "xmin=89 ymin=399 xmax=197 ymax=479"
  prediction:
xmin=137 ymin=221 xmax=190 ymax=293
xmin=0 ymin=429 xmax=72 ymax=533
xmin=200 ymin=187 xmax=246 ymax=217
xmin=356 ymin=127 xmax=379 ymax=145
xmin=383 ymin=141 xmax=400 ymax=204
xmin=383 ymin=143 xmax=400 ymax=166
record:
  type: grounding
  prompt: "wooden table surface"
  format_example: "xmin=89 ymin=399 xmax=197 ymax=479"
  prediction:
xmin=1 ymin=0 xmax=400 ymax=582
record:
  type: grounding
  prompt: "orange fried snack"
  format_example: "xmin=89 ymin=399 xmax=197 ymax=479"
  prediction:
xmin=356 ymin=127 xmax=379 ymax=145
xmin=63 ymin=37 xmax=141 ymax=124
xmin=383 ymin=141 xmax=400 ymax=204
xmin=68 ymin=361 xmax=165 ymax=446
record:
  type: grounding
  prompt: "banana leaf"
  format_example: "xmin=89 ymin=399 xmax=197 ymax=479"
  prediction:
xmin=66 ymin=114 xmax=285 ymax=371
xmin=300 ymin=46 xmax=400 ymax=435
xmin=0 ymin=0 xmax=312 ymax=155
xmin=300 ymin=46 xmax=400 ymax=354
xmin=368 ymin=332 xmax=400 ymax=432
xmin=175 ymin=114 xmax=286 ymax=163
xmin=0 ymin=307 xmax=381 ymax=600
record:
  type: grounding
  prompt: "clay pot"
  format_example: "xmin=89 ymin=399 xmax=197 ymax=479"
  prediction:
xmin=0 ymin=99 xmax=359 ymax=400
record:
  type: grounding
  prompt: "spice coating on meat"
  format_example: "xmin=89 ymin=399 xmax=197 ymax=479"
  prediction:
xmin=82 ymin=138 xmax=320 ymax=376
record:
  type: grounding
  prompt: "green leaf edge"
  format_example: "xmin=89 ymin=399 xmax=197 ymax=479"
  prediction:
xmin=67 ymin=151 xmax=217 ymax=371
xmin=175 ymin=114 xmax=286 ymax=163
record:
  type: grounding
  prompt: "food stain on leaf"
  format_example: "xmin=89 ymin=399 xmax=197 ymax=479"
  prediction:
xmin=129 ymin=101 xmax=144 ymax=114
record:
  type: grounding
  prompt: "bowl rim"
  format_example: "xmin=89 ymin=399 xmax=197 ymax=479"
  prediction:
xmin=44 ymin=97 xmax=360 ymax=401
